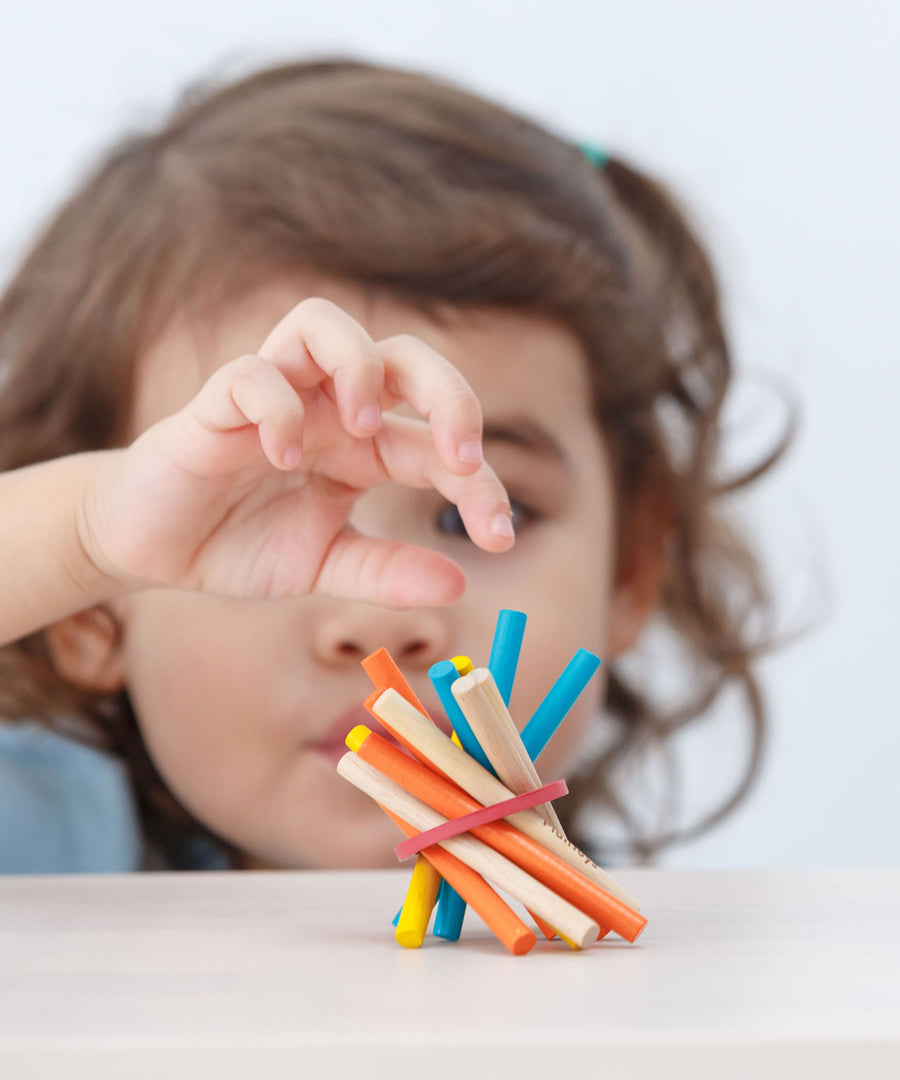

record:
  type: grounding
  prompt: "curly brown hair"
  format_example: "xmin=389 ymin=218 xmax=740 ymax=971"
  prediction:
xmin=0 ymin=57 xmax=793 ymax=867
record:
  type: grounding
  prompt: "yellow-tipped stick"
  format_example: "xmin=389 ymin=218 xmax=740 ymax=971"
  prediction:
xmin=395 ymin=855 xmax=442 ymax=949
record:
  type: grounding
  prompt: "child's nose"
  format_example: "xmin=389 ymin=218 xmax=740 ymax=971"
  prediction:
xmin=310 ymin=603 xmax=451 ymax=672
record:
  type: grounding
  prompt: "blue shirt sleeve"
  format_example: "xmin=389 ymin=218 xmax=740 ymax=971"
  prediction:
xmin=0 ymin=720 xmax=142 ymax=873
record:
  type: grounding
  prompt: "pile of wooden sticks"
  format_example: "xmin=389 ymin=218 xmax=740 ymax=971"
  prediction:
xmin=337 ymin=610 xmax=646 ymax=955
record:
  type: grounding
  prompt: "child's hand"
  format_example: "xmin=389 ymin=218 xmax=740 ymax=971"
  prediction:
xmin=81 ymin=298 xmax=514 ymax=608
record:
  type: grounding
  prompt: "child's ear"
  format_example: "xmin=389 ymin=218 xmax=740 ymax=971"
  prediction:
xmin=605 ymin=490 xmax=672 ymax=658
xmin=43 ymin=606 xmax=126 ymax=694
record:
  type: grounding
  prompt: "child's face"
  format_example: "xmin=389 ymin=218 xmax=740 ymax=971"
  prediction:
xmin=80 ymin=280 xmax=651 ymax=868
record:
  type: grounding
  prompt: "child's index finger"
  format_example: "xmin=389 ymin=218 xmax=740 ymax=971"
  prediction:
xmin=374 ymin=334 xmax=485 ymax=477
xmin=257 ymin=298 xmax=389 ymax=436
xmin=257 ymin=297 xmax=372 ymax=384
xmin=369 ymin=414 xmax=515 ymax=553
xmin=258 ymin=298 xmax=485 ymax=472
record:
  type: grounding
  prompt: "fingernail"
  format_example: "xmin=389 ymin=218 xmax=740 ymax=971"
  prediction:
xmin=457 ymin=438 xmax=483 ymax=465
xmin=356 ymin=404 xmax=381 ymax=431
xmin=490 ymin=512 xmax=515 ymax=538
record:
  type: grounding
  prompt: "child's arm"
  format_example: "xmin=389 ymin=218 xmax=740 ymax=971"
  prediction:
xmin=0 ymin=452 xmax=122 ymax=647
xmin=0 ymin=297 xmax=515 ymax=648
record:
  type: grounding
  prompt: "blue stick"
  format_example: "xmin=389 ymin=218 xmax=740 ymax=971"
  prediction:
xmin=429 ymin=660 xmax=494 ymax=772
xmin=433 ymin=878 xmax=467 ymax=940
xmin=427 ymin=659 xmax=498 ymax=943
xmin=521 ymin=648 xmax=602 ymax=761
xmin=488 ymin=609 xmax=527 ymax=707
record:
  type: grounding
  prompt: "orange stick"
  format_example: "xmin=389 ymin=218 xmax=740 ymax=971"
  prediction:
xmin=361 ymin=648 xmax=431 ymax=718
xmin=530 ymin=912 xmax=559 ymax=941
xmin=361 ymin=650 xmax=448 ymax=943
xmin=381 ymin=807 xmax=536 ymax=956
xmin=351 ymin=727 xmax=646 ymax=943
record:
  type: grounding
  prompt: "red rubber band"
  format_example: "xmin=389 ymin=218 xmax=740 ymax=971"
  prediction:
xmin=393 ymin=779 xmax=568 ymax=861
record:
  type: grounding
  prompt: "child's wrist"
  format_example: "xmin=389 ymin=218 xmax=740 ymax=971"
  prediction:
xmin=73 ymin=450 xmax=144 ymax=601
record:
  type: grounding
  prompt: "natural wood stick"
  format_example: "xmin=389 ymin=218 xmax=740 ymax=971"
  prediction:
xmin=337 ymin=753 xmax=600 ymax=949
xmin=451 ymin=667 xmax=564 ymax=832
xmin=370 ymin=688 xmax=640 ymax=911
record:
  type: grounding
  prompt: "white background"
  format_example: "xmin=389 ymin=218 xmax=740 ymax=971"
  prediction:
xmin=1 ymin=1 xmax=897 ymax=867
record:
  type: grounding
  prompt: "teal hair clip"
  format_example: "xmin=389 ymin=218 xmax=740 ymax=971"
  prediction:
xmin=578 ymin=140 xmax=610 ymax=168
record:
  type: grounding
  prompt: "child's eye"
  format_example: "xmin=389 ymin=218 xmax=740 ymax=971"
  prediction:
xmin=435 ymin=498 xmax=534 ymax=538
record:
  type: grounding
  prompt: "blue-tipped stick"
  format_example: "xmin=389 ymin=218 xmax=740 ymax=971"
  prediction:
xmin=433 ymin=878 xmax=468 ymax=940
xmin=521 ymin=648 xmax=602 ymax=761
xmin=427 ymin=659 xmax=499 ymax=943
xmin=488 ymin=609 xmax=527 ymax=707
xmin=428 ymin=660 xmax=494 ymax=772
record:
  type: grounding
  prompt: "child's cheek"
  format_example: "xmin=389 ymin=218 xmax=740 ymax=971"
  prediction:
xmin=117 ymin=604 xmax=273 ymax=837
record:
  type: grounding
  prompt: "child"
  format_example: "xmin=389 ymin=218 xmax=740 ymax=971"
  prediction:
xmin=0 ymin=58 xmax=785 ymax=873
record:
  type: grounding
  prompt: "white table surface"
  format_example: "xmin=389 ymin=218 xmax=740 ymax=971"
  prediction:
xmin=1 ymin=867 xmax=898 ymax=1079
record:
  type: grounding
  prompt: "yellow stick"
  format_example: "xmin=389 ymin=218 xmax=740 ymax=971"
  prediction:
xmin=395 ymin=854 xmax=441 ymax=948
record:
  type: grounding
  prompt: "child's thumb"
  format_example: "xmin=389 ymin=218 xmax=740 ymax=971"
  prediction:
xmin=312 ymin=529 xmax=466 ymax=609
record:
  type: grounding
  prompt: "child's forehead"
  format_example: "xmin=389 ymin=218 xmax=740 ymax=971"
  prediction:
xmin=130 ymin=279 xmax=595 ymax=436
